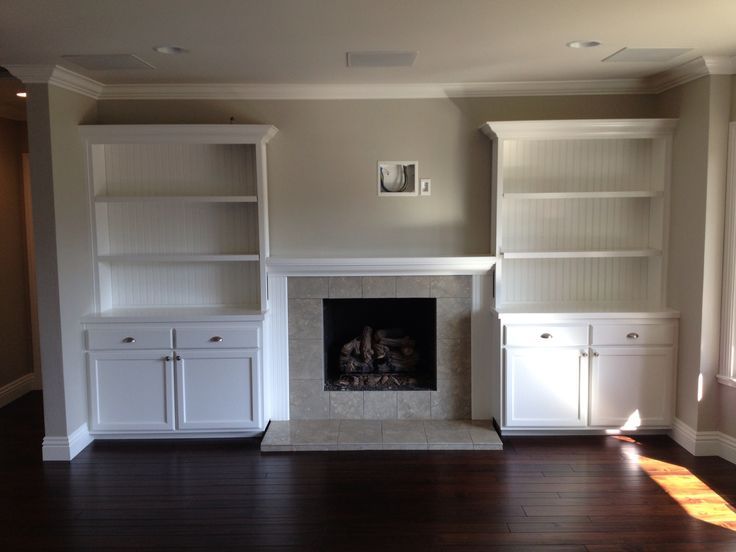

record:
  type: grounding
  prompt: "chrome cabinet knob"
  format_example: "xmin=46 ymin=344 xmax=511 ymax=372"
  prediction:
xmin=581 ymin=351 xmax=588 ymax=357
xmin=626 ymin=332 xmax=640 ymax=340
xmin=540 ymin=333 xmax=552 ymax=339
xmin=176 ymin=355 xmax=182 ymax=361
xmin=593 ymin=351 xmax=600 ymax=357
xmin=122 ymin=337 xmax=136 ymax=344
xmin=210 ymin=336 xmax=224 ymax=343
xmin=165 ymin=356 xmax=172 ymax=362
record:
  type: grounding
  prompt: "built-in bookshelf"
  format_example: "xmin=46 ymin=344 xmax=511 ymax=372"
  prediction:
xmin=480 ymin=119 xmax=676 ymax=312
xmin=81 ymin=125 xmax=278 ymax=316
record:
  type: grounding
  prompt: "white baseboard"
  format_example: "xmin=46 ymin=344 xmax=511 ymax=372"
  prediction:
xmin=0 ymin=373 xmax=37 ymax=408
xmin=42 ymin=423 xmax=94 ymax=461
xmin=670 ymin=417 xmax=735 ymax=462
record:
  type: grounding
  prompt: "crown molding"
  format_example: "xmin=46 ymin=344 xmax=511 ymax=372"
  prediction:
xmin=4 ymin=56 xmax=735 ymax=101
xmin=5 ymin=64 xmax=103 ymax=98
xmin=645 ymin=55 xmax=736 ymax=93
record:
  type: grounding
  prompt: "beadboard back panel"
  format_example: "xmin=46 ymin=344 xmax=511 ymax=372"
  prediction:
xmin=95 ymin=143 xmax=257 ymax=196
xmin=502 ymin=257 xmax=649 ymax=307
xmin=102 ymin=261 xmax=260 ymax=310
xmin=501 ymin=138 xmax=660 ymax=194
xmin=97 ymin=203 xmax=259 ymax=255
xmin=501 ymin=197 xmax=652 ymax=252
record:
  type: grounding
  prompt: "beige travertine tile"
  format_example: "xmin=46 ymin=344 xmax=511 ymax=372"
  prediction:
xmin=362 ymin=276 xmax=396 ymax=298
xmin=288 ymin=299 xmax=323 ymax=339
xmin=328 ymin=277 xmax=362 ymax=298
xmin=363 ymin=392 xmax=397 ymax=419
xmin=436 ymin=298 xmax=471 ymax=339
xmin=431 ymin=378 xmax=471 ymax=419
xmin=430 ymin=276 xmax=472 ymax=298
xmin=424 ymin=420 xmax=473 ymax=445
xmin=330 ymin=391 xmax=364 ymax=419
xmin=338 ymin=420 xmax=382 ymax=445
xmin=396 ymin=276 xmax=431 ymax=298
xmin=382 ymin=420 xmax=427 ymax=445
xmin=288 ymin=277 xmax=329 ymax=298
xmin=436 ymin=338 xmax=470 ymax=380
xmin=289 ymin=380 xmax=329 ymax=420
xmin=290 ymin=419 xmax=340 ymax=445
xmin=397 ymin=391 xmax=431 ymax=419
xmin=289 ymin=339 xmax=323 ymax=380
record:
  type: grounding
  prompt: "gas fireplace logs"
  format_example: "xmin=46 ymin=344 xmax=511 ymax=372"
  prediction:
xmin=339 ymin=326 xmax=418 ymax=374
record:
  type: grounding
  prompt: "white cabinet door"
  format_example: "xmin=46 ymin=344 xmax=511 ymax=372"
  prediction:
xmin=504 ymin=348 xmax=587 ymax=427
xmin=590 ymin=346 xmax=674 ymax=428
xmin=175 ymin=349 xmax=262 ymax=430
xmin=88 ymin=350 xmax=175 ymax=432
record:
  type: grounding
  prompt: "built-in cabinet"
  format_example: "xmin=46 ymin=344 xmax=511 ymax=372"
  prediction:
xmin=482 ymin=120 xmax=680 ymax=434
xmin=81 ymin=125 xmax=276 ymax=437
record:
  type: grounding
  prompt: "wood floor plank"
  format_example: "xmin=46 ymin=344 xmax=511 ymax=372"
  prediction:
xmin=3 ymin=392 xmax=736 ymax=551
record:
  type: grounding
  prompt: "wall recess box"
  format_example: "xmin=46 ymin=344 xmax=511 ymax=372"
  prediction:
xmin=377 ymin=161 xmax=418 ymax=196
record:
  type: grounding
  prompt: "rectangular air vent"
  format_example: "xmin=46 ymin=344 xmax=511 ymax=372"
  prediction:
xmin=347 ymin=50 xmax=417 ymax=68
xmin=602 ymin=48 xmax=691 ymax=63
xmin=61 ymin=54 xmax=155 ymax=71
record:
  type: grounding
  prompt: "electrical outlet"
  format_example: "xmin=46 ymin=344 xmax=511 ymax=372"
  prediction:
xmin=420 ymin=178 xmax=431 ymax=196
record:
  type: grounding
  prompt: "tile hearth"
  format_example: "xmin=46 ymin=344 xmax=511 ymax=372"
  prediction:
xmin=260 ymin=420 xmax=502 ymax=452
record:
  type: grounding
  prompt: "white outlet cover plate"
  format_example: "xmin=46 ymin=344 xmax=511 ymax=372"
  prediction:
xmin=420 ymin=178 xmax=431 ymax=196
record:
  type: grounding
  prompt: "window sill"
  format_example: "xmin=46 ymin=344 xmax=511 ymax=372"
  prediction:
xmin=717 ymin=375 xmax=736 ymax=389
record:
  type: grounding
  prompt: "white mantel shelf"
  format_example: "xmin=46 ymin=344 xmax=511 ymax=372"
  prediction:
xmin=265 ymin=256 xmax=495 ymax=276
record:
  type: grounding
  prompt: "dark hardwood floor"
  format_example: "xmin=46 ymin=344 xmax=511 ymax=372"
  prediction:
xmin=3 ymin=392 xmax=736 ymax=551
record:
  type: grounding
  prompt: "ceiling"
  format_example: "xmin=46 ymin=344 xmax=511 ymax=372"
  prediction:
xmin=1 ymin=0 xmax=735 ymax=86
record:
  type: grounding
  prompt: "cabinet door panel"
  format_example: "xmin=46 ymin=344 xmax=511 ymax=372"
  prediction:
xmin=505 ymin=348 xmax=586 ymax=427
xmin=176 ymin=350 xmax=261 ymax=430
xmin=590 ymin=346 xmax=674 ymax=427
xmin=88 ymin=350 xmax=174 ymax=431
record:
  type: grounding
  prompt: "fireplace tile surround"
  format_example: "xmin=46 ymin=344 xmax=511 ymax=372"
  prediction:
xmin=287 ymin=275 xmax=472 ymax=420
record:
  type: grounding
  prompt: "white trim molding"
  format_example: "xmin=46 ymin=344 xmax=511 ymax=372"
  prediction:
xmin=266 ymin=256 xmax=495 ymax=276
xmin=670 ymin=417 xmax=736 ymax=462
xmin=719 ymin=122 xmax=736 ymax=385
xmin=5 ymin=64 xmax=103 ymax=99
xmin=42 ymin=423 xmax=94 ymax=461
xmin=5 ymin=56 xmax=736 ymax=101
xmin=0 ymin=373 xmax=38 ymax=409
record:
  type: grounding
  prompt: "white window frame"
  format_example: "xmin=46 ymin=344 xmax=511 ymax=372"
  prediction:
xmin=720 ymin=122 xmax=736 ymax=387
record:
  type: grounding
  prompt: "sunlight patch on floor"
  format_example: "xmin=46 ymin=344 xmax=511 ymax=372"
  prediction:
xmin=623 ymin=448 xmax=736 ymax=530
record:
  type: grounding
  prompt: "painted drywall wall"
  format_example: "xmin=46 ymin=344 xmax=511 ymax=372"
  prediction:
xmin=0 ymin=117 xmax=32 ymax=388
xmin=24 ymin=84 xmax=97 ymax=438
xmin=658 ymin=75 xmax=730 ymax=432
xmin=96 ymin=94 xmax=657 ymax=257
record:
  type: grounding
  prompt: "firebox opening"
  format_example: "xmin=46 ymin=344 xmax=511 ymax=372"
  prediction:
xmin=323 ymin=298 xmax=437 ymax=392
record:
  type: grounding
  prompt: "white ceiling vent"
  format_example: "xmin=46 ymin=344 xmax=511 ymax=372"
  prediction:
xmin=347 ymin=51 xmax=417 ymax=68
xmin=61 ymin=54 xmax=155 ymax=71
xmin=602 ymin=48 xmax=692 ymax=63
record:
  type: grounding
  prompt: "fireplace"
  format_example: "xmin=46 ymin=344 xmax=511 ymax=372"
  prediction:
xmin=323 ymin=298 xmax=437 ymax=392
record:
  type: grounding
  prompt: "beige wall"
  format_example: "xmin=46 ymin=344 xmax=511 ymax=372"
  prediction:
xmin=658 ymin=75 xmax=731 ymax=432
xmin=97 ymin=95 xmax=657 ymax=257
xmin=0 ymin=117 xmax=32 ymax=388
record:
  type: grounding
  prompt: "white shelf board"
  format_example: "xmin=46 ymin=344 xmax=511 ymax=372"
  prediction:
xmin=503 ymin=191 xmax=663 ymax=200
xmin=97 ymin=254 xmax=260 ymax=263
xmin=493 ymin=302 xmax=679 ymax=320
xmin=94 ymin=195 xmax=258 ymax=203
xmin=500 ymin=249 xmax=661 ymax=259
xmin=82 ymin=306 xmax=266 ymax=323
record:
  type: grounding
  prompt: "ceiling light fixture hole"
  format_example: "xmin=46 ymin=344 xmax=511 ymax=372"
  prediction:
xmin=566 ymin=40 xmax=601 ymax=49
xmin=153 ymin=45 xmax=189 ymax=55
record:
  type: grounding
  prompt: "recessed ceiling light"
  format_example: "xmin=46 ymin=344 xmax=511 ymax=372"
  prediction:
xmin=16 ymin=91 xmax=27 ymax=98
xmin=153 ymin=45 xmax=189 ymax=55
xmin=567 ymin=40 xmax=601 ymax=49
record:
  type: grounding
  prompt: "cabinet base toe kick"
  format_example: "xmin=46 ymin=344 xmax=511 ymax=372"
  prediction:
xmin=90 ymin=430 xmax=265 ymax=440
xmin=499 ymin=427 xmax=672 ymax=437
